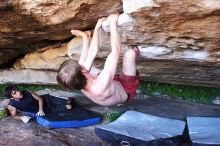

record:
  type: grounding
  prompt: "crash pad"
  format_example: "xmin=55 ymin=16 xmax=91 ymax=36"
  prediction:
xmin=187 ymin=117 xmax=220 ymax=146
xmin=95 ymin=110 xmax=185 ymax=146
xmin=21 ymin=94 xmax=101 ymax=128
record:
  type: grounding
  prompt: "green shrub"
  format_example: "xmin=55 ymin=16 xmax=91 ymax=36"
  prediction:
xmin=139 ymin=81 xmax=220 ymax=104
xmin=106 ymin=111 xmax=122 ymax=122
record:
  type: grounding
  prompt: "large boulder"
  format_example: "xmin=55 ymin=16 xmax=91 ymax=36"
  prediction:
xmin=0 ymin=69 xmax=57 ymax=85
xmin=14 ymin=43 xmax=69 ymax=70
xmin=0 ymin=114 xmax=107 ymax=146
xmin=0 ymin=0 xmax=122 ymax=65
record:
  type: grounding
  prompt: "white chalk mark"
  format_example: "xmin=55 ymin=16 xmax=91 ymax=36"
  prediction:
xmin=139 ymin=46 xmax=172 ymax=58
xmin=123 ymin=0 xmax=160 ymax=13
xmin=182 ymin=50 xmax=209 ymax=60
xmin=199 ymin=0 xmax=220 ymax=9
xmin=101 ymin=13 xmax=134 ymax=32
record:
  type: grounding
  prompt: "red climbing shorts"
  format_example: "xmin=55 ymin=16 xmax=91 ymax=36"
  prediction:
xmin=114 ymin=71 xmax=140 ymax=102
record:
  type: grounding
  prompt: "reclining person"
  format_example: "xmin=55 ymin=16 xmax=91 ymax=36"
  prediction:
xmin=5 ymin=86 xmax=74 ymax=123
xmin=57 ymin=13 xmax=139 ymax=106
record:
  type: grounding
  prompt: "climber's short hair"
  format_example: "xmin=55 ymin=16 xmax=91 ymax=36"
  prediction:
xmin=57 ymin=59 xmax=87 ymax=91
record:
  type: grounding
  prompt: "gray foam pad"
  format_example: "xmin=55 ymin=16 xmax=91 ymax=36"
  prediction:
xmin=96 ymin=111 xmax=186 ymax=145
xmin=187 ymin=117 xmax=220 ymax=146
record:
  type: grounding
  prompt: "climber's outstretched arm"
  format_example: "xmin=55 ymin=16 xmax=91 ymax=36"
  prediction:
xmin=83 ymin=17 xmax=106 ymax=71
xmin=70 ymin=30 xmax=91 ymax=66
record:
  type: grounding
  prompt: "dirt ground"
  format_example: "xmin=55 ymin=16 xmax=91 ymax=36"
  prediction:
xmin=1 ymin=91 xmax=220 ymax=146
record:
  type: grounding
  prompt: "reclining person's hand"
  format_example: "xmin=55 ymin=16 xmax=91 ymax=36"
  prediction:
xmin=36 ymin=110 xmax=45 ymax=116
xmin=21 ymin=116 xmax=31 ymax=123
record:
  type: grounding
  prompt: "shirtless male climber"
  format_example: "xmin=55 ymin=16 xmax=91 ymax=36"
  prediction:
xmin=57 ymin=13 xmax=139 ymax=106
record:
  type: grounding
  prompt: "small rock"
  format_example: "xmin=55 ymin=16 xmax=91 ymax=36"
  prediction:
xmin=213 ymin=97 xmax=220 ymax=105
xmin=152 ymin=92 xmax=161 ymax=97
xmin=0 ymin=98 xmax=10 ymax=107
xmin=136 ymin=89 xmax=142 ymax=94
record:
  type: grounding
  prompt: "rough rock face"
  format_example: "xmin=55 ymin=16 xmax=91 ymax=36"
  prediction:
xmin=14 ymin=43 xmax=69 ymax=70
xmin=0 ymin=69 xmax=57 ymax=85
xmin=0 ymin=0 xmax=220 ymax=87
xmin=0 ymin=0 xmax=122 ymax=65
xmin=0 ymin=116 xmax=107 ymax=146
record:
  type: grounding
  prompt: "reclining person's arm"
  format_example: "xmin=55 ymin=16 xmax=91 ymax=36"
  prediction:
xmin=7 ymin=105 xmax=31 ymax=123
xmin=7 ymin=105 xmax=21 ymax=120
xmin=30 ymin=92 xmax=45 ymax=116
